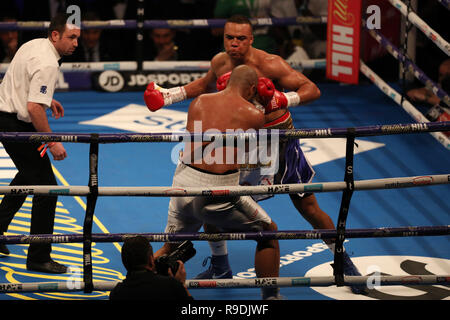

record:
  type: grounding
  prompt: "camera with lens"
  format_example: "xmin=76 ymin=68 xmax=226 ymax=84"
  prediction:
xmin=155 ymin=241 xmax=196 ymax=276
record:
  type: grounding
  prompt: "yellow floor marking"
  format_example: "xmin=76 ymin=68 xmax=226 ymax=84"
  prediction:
xmin=51 ymin=165 xmax=122 ymax=254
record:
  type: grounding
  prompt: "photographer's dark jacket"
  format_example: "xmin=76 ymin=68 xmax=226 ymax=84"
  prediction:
xmin=109 ymin=270 xmax=193 ymax=301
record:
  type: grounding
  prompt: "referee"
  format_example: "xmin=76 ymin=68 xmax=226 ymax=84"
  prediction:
xmin=0 ymin=13 xmax=79 ymax=273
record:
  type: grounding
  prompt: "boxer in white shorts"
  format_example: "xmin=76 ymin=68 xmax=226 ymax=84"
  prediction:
xmin=165 ymin=161 xmax=271 ymax=235
xmin=155 ymin=65 xmax=281 ymax=300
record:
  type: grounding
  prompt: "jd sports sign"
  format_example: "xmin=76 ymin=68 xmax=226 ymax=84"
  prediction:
xmin=95 ymin=71 xmax=207 ymax=92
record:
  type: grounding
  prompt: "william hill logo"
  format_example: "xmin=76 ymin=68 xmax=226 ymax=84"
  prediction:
xmin=326 ymin=0 xmax=362 ymax=84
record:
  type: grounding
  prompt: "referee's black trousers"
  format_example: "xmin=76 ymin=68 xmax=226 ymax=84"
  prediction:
xmin=0 ymin=111 xmax=58 ymax=262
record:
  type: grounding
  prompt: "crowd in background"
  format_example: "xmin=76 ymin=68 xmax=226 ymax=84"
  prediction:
xmin=0 ymin=0 xmax=324 ymax=64
xmin=0 ymin=0 xmax=448 ymax=88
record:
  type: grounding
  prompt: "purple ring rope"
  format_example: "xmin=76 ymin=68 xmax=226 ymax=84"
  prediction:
xmin=0 ymin=16 xmax=327 ymax=31
xmin=0 ymin=226 xmax=448 ymax=244
xmin=0 ymin=121 xmax=448 ymax=144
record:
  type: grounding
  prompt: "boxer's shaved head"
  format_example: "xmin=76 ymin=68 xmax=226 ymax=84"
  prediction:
xmin=228 ymin=65 xmax=258 ymax=89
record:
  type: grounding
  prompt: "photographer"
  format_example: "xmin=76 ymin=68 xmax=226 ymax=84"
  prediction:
xmin=109 ymin=236 xmax=193 ymax=301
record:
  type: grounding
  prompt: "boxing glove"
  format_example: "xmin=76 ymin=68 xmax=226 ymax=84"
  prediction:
xmin=257 ymin=77 xmax=301 ymax=114
xmin=144 ymin=82 xmax=187 ymax=112
xmin=216 ymin=71 xmax=231 ymax=91
xmin=256 ymin=77 xmax=276 ymax=105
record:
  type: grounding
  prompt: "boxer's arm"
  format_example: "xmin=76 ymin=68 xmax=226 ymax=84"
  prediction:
xmin=143 ymin=73 xmax=211 ymax=112
xmin=282 ymin=71 xmax=321 ymax=105
xmin=183 ymin=68 xmax=217 ymax=98
xmin=144 ymin=56 xmax=220 ymax=111
xmin=184 ymin=52 xmax=226 ymax=97
xmin=269 ymin=56 xmax=321 ymax=105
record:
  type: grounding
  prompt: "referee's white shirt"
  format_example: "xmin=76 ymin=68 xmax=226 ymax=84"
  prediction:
xmin=0 ymin=38 xmax=60 ymax=123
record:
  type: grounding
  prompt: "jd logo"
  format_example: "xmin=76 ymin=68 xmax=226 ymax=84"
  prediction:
xmin=99 ymin=70 xmax=125 ymax=92
xmin=306 ymin=256 xmax=450 ymax=300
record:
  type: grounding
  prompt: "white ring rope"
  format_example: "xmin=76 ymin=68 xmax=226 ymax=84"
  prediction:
xmin=388 ymin=0 xmax=450 ymax=56
xmin=360 ymin=60 xmax=450 ymax=150
xmin=0 ymin=59 xmax=326 ymax=73
xmin=0 ymin=174 xmax=448 ymax=197
xmin=1 ymin=275 xmax=448 ymax=293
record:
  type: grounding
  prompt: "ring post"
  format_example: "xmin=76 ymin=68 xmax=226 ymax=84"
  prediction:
xmin=136 ymin=0 xmax=145 ymax=71
xmin=83 ymin=134 xmax=99 ymax=293
xmin=333 ymin=129 xmax=356 ymax=286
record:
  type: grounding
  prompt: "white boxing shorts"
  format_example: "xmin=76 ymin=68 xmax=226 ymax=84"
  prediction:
xmin=164 ymin=162 xmax=272 ymax=238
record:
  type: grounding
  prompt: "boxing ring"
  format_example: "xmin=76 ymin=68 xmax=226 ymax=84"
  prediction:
xmin=0 ymin=1 xmax=449 ymax=301
xmin=0 ymin=124 xmax=449 ymax=296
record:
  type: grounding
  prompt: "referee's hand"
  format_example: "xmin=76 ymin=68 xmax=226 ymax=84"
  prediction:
xmin=49 ymin=142 xmax=67 ymax=161
xmin=50 ymin=99 xmax=64 ymax=119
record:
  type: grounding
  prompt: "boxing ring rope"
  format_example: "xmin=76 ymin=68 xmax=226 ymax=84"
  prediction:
xmin=1 ymin=274 xmax=448 ymax=294
xmin=0 ymin=59 xmax=327 ymax=73
xmin=0 ymin=120 xmax=448 ymax=143
xmin=388 ymin=0 xmax=450 ymax=56
xmin=437 ymin=0 xmax=450 ymax=10
xmin=0 ymin=173 xmax=448 ymax=197
xmin=0 ymin=16 xmax=327 ymax=32
xmin=1 ymin=226 xmax=449 ymax=245
xmin=364 ymin=22 xmax=450 ymax=108
xmin=359 ymin=0 xmax=450 ymax=150
xmin=0 ymin=123 xmax=449 ymax=294
xmin=436 ymin=0 xmax=450 ymax=10
xmin=360 ymin=62 xmax=450 ymax=149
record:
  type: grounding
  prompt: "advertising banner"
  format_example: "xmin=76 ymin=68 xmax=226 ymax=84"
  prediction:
xmin=326 ymin=0 xmax=362 ymax=84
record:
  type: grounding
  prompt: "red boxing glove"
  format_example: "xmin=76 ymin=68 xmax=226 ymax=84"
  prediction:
xmin=216 ymin=71 xmax=231 ymax=91
xmin=144 ymin=82 xmax=187 ymax=112
xmin=257 ymin=77 xmax=301 ymax=114
xmin=266 ymin=90 xmax=289 ymax=113
xmin=144 ymin=82 xmax=164 ymax=111
xmin=257 ymin=77 xmax=276 ymax=105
